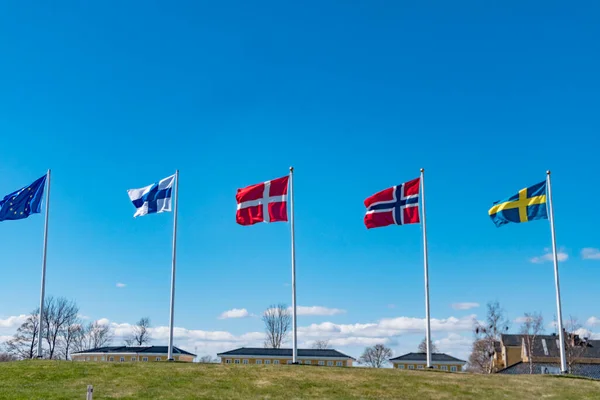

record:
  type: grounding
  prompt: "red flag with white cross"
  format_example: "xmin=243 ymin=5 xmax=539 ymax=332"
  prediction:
xmin=236 ymin=176 xmax=289 ymax=225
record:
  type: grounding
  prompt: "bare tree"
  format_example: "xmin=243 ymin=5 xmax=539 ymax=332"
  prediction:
xmin=60 ymin=323 xmax=84 ymax=360
xmin=564 ymin=316 xmax=591 ymax=369
xmin=472 ymin=301 xmax=510 ymax=373
xmin=418 ymin=337 xmax=439 ymax=353
xmin=198 ymin=355 xmax=216 ymax=363
xmin=73 ymin=321 xmax=113 ymax=352
xmin=43 ymin=297 xmax=79 ymax=359
xmin=0 ymin=353 xmax=17 ymax=362
xmin=125 ymin=317 xmax=152 ymax=346
xmin=359 ymin=344 xmax=392 ymax=368
xmin=520 ymin=312 xmax=544 ymax=374
xmin=467 ymin=339 xmax=491 ymax=373
xmin=262 ymin=304 xmax=291 ymax=349
xmin=311 ymin=340 xmax=331 ymax=350
xmin=4 ymin=309 xmax=40 ymax=359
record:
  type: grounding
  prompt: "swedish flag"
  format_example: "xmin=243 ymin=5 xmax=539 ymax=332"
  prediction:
xmin=489 ymin=181 xmax=548 ymax=227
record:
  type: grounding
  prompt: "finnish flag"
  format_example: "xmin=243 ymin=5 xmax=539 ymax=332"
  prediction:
xmin=127 ymin=175 xmax=175 ymax=218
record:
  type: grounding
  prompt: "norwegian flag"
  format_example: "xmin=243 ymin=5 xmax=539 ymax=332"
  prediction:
xmin=236 ymin=175 xmax=289 ymax=226
xmin=364 ymin=177 xmax=421 ymax=229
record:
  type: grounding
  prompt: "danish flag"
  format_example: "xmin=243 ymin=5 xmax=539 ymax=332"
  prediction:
xmin=236 ymin=176 xmax=289 ymax=226
xmin=364 ymin=177 xmax=421 ymax=229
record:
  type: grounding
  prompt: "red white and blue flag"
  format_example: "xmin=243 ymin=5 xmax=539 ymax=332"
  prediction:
xmin=236 ymin=176 xmax=289 ymax=226
xmin=364 ymin=177 xmax=421 ymax=229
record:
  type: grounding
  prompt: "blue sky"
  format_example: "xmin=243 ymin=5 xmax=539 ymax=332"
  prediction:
xmin=1 ymin=1 xmax=599 ymax=361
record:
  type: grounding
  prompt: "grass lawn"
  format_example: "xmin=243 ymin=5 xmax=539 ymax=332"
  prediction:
xmin=0 ymin=361 xmax=599 ymax=399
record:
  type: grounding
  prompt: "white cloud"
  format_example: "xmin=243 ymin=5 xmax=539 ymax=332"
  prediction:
xmin=514 ymin=316 xmax=530 ymax=324
xmin=116 ymin=283 xmax=126 ymax=288
xmin=218 ymin=308 xmax=251 ymax=320
xmin=433 ymin=333 xmax=472 ymax=362
xmin=0 ymin=315 xmax=28 ymax=329
xmin=295 ymin=306 xmax=346 ymax=316
xmin=586 ymin=316 xmax=600 ymax=327
xmin=581 ymin=248 xmax=600 ymax=260
xmin=451 ymin=302 xmax=479 ymax=310
xmin=530 ymin=249 xmax=568 ymax=264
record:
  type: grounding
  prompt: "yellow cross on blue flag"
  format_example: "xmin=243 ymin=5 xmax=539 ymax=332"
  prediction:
xmin=488 ymin=180 xmax=548 ymax=227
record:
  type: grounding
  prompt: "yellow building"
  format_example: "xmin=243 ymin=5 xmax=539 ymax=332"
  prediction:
xmin=71 ymin=346 xmax=195 ymax=362
xmin=493 ymin=333 xmax=600 ymax=378
xmin=389 ymin=352 xmax=465 ymax=372
xmin=217 ymin=347 xmax=355 ymax=366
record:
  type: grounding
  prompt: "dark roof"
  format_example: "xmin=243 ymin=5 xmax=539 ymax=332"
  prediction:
xmin=389 ymin=352 xmax=466 ymax=363
xmin=216 ymin=347 xmax=355 ymax=360
xmin=501 ymin=334 xmax=525 ymax=347
xmin=497 ymin=361 xmax=600 ymax=380
xmin=501 ymin=334 xmax=600 ymax=359
xmin=72 ymin=346 xmax=195 ymax=356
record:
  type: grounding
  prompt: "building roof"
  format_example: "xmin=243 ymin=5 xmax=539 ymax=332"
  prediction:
xmin=389 ymin=352 xmax=466 ymax=363
xmin=72 ymin=346 xmax=196 ymax=356
xmin=216 ymin=347 xmax=355 ymax=360
xmin=497 ymin=361 xmax=600 ymax=380
xmin=501 ymin=334 xmax=600 ymax=359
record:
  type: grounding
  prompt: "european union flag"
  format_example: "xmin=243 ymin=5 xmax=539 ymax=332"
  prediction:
xmin=489 ymin=180 xmax=548 ymax=227
xmin=0 ymin=175 xmax=47 ymax=222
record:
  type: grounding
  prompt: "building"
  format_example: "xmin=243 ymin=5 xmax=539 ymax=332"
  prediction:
xmin=71 ymin=346 xmax=196 ymax=362
xmin=217 ymin=348 xmax=355 ymax=366
xmin=389 ymin=353 xmax=466 ymax=372
xmin=493 ymin=333 xmax=600 ymax=379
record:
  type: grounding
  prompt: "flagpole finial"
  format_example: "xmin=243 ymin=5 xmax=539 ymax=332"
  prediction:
xmin=420 ymin=168 xmax=424 ymax=173
xmin=547 ymin=170 xmax=551 ymax=175
xmin=289 ymin=166 xmax=294 ymax=173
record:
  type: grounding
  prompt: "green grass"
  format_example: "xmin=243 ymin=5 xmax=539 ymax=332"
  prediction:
xmin=0 ymin=361 xmax=599 ymax=399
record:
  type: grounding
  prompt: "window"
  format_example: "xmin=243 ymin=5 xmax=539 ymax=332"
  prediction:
xmin=256 ymin=360 xmax=262 ymax=364
xmin=318 ymin=361 xmax=325 ymax=366
xmin=109 ymin=357 xmax=114 ymax=362
xmin=326 ymin=361 xmax=332 ymax=366
xmin=441 ymin=366 xmax=448 ymax=371
xmin=274 ymin=360 xmax=280 ymax=365
xmin=305 ymin=360 xmax=311 ymax=365
xmin=243 ymin=359 xmax=249 ymax=364
xmin=86 ymin=357 xmax=90 ymax=361
xmin=234 ymin=359 xmax=240 ymax=364
xmin=156 ymin=357 xmax=161 ymax=361
xmin=131 ymin=357 xmax=136 ymax=362
xmin=398 ymin=364 xmax=405 ymax=369
xmin=265 ymin=360 xmax=271 ymax=364
xmin=120 ymin=357 xmax=125 ymax=362
xmin=101 ymin=357 xmax=106 ymax=361
xmin=451 ymin=366 xmax=457 ymax=372
xmin=143 ymin=357 xmax=148 ymax=362
xmin=417 ymin=365 xmax=424 ymax=370
xmin=225 ymin=359 xmax=231 ymax=364
xmin=433 ymin=365 xmax=438 ymax=369
xmin=408 ymin=365 xmax=414 ymax=370
xmin=336 ymin=361 xmax=343 ymax=367
xmin=94 ymin=357 xmax=98 ymax=361
xmin=287 ymin=360 xmax=293 ymax=365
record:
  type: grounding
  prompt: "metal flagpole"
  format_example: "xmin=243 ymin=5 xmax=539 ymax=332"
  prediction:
xmin=37 ymin=169 xmax=51 ymax=359
xmin=289 ymin=166 xmax=298 ymax=364
xmin=546 ymin=170 xmax=568 ymax=373
xmin=420 ymin=168 xmax=432 ymax=368
xmin=168 ymin=170 xmax=179 ymax=361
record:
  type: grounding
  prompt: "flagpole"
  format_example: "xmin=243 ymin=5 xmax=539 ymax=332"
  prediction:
xmin=289 ymin=166 xmax=298 ymax=364
xmin=420 ymin=168 xmax=432 ymax=368
xmin=37 ymin=169 xmax=51 ymax=359
xmin=167 ymin=170 xmax=179 ymax=361
xmin=546 ymin=170 xmax=567 ymax=373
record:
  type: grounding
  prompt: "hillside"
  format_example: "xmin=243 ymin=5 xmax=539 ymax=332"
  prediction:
xmin=0 ymin=361 xmax=599 ymax=399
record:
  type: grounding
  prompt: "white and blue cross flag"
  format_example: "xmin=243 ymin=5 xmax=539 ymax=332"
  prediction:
xmin=127 ymin=174 xmax=175 ymax=218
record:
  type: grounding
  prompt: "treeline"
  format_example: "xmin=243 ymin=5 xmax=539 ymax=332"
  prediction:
xmin=1 ymin=296 xmax=111 ymax=360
